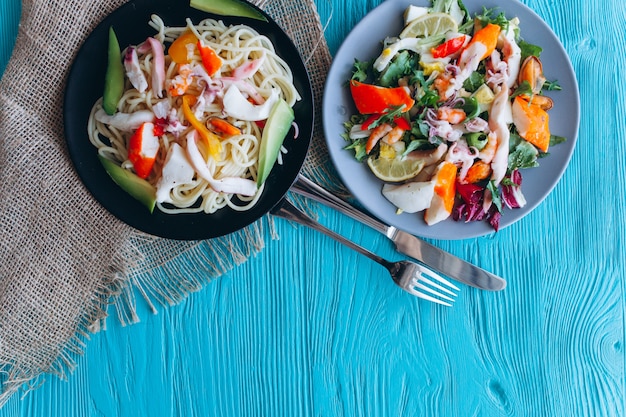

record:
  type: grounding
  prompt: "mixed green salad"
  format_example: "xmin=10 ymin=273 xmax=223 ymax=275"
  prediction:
xmin=342 ymin=0 xmax=565 ymax=230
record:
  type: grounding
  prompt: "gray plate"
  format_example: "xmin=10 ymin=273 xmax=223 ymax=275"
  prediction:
xmin=322 ymin=0 xmax=579 ymax=240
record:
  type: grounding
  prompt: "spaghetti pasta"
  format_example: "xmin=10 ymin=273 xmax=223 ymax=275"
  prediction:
xmin=88 ymin=14 xmax=300 ymax=214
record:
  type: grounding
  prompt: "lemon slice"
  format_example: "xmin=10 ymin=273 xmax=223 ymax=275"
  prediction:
xmin=367 ymin=156 xmax=425 ymax=182
xmin=399 ymin=12 xmax=458 ymax=39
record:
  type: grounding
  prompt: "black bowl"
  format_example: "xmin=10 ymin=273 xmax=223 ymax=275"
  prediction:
xmin=64 ymin=0 xmax=314 ymax=240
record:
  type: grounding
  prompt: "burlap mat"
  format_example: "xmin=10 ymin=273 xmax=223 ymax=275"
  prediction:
xmin=0 ymin=0 xmax=333 ymax=405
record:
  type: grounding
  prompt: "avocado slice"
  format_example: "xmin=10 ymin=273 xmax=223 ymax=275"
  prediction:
xmin=103 ymin=27 xmax=124 ymax=115
xmin=257 ymin=98 xmax=294 ymax=186
xmin=190 ymin=0 xmax=268 ymax=22
xmin=98 ymin=154 xmax=157 ymax=213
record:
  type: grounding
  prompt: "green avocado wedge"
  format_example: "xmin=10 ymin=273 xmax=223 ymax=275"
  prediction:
xmin=257 ymin=98 xmax=295 ymax=186
xmin=98 ymin=155 xmax=157 ymax=213
xmin=102 ymin=27 xmax=124 ymax=115
xmin=190 ymin=0 xmax=268 ymax=21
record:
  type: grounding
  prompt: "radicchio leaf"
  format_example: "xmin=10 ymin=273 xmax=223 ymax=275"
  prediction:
xmin=454 ymin=182 xmax=488 ymax=223
xmin=502 ymin=169 xmax=527 ymax=209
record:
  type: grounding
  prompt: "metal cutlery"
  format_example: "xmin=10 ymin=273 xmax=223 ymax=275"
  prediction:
xmin=290 ymin=174 xmax=507 ymax=291
xmin=271 ymin=199 xmax=459 ymax=306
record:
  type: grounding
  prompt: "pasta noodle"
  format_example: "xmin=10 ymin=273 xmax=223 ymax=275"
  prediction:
xmin=88 ymin=14 xmax=300 ymax=214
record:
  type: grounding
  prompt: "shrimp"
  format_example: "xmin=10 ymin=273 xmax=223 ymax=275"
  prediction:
xmin=478 ymin=131 xmax=498 ymax=163
xmin=383 ymin=126 xmax=406 ymax=144
xmin=437 ymin=107 xmax=466 ymax=124
xmin=433 ymin=72 xmax=453 ymax=100
xmin=168 ymin=64 xmax=193 ymax=97
xmin=365 ymin=123 xmax=393 ymax=154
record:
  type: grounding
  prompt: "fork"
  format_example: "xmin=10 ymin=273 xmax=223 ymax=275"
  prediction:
xmin=271 ymin=199 xmax=459 ymax=306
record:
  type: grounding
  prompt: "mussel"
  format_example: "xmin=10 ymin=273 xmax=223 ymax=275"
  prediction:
xmin=517 ymin=56 xmax=553 ymax=110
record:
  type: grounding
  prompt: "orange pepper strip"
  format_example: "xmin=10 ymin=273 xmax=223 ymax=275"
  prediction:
xmin=467 ymin=23 xmax=501 ymax=60
xmin=464 ymin=161 xmax=492 ymax=184
xmin=182 ymin=95 xmax=222 ymax=160
xmin=209 ymin=117 xmax=241 ymax=136
xmin=349 ymin=80 xmax=415 ymax=115
xmin=197 ymin=40 xmax=222 ymax=76
xmin=512 ymin=96 xmax=550 ymax=152
xmin=434 ymin=161 xmax=458 ymax=214
xmin=168 ymin=31 xmax=198 ymax=64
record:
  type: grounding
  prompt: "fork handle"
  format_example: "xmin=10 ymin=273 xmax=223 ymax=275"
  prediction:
xmin=291 ymin=174 xmax=389 ymax=235
xmin=271 ymin=199 xmax=388 ymax=267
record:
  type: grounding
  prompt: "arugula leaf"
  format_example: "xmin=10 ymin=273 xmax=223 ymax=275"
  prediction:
xmin=487 ymin=181 xmax=503 ymax=212
xmin=544 ymin=79 xmax=562 ymax=91
xmin=500 ymin=177 xmax=515 ymax=187
xmin=409 ymin=69 xmax=430 ymax=87
xmin=510 ymin=80 xmax=533 ymax=98
xmin=351 ymin=59 xmax=370 ymax=82
xmin=344 ymin=139 xmax=368 ymax=162
xmin=475 ymin=7 xmax=510 ymax=29
xmin=550 ymin=134 xmax=567 ymax=145
xmin=536 ymin=134 xmax=568 ymax=159
xmin=402 ymin=139 xmax=434 ymax=156
xmin=377 ymin=51 xmax=417 ymax=87
xmin=519 ymin=40 xmax=543 ymax=60
xmin=409 ymin=70 xmax=440 ymax=107
xmin=365 ymin=105 xmax=406 ymax=129
xmin=508 ymin=134 xmax=539 ymax=170
xmin=418 ymin=88 xmax=440 ymax=107
xmin=463 ymin=71 xmax=485 ymax=92
xmin=413 ymin=118 xmax=431 ymax=138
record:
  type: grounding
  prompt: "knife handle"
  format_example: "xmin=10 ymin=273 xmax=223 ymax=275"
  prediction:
xmin=291 ymin=174 xmax=389 ymax=235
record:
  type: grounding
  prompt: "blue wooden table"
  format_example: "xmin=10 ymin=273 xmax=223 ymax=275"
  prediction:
xmin=1 ymin=0 xmax=624 ymax=415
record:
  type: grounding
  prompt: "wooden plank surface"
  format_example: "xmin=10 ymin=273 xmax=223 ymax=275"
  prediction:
xmin=0 ymin=0 xmax=624 ymax=415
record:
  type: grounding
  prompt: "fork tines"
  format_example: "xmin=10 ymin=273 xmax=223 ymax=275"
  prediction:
xmin=412 ymin=269 xmax=459 ymax=307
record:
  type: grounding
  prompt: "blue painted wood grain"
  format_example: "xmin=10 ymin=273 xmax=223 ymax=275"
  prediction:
xmin=0 ymin=0 xmax=20 ymax=76
xmin=0 ymin=0 xmax=624 ymax=415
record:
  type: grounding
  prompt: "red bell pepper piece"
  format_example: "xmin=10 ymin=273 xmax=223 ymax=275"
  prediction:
xmin=361 ymin=114 xmax=381 ymax=130
xmin=431 ymin=36 xmax=466 ymax=58
xmin=349 ymin=80 xmax=415 ymax=115
xmin=362 ymin=113 xmax=411 ymax=131
xmin=128 ymin=122 xmax=160 ymax=179
xmin=393 ymin=115 xmax=411 ymax=131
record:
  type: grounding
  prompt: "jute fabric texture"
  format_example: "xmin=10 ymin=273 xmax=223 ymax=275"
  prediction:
xmin=0 ymin=0 xmax=333 ymax=405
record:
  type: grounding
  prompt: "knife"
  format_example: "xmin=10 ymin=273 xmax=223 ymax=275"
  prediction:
xmin=290 ymin=174 xmax=506 ymax=291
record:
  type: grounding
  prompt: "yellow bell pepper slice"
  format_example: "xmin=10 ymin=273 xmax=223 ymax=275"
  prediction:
xmin=169 ymin=31 xmax=198 ymax=64
xmin=182 ymin=95 xmax=222 ymax=160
